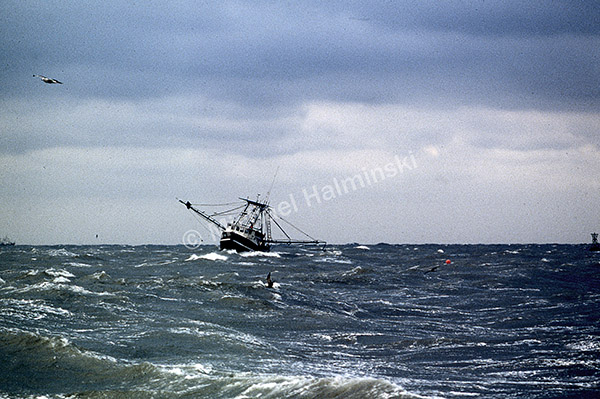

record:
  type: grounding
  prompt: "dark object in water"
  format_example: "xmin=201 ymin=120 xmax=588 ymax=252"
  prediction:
xmin=590 ymin=233 xmax=600 ymax=251
xmin=424 ymin=266 xmax=439 ymax=274
xmin=266 ymin=272 xmax=273 ymax=288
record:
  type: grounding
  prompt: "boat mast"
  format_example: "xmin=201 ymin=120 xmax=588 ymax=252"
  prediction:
xmin=236 ymin=197 xmax=270 ymax=233
xmin=265 ymin=212 xmax=273 ymax=241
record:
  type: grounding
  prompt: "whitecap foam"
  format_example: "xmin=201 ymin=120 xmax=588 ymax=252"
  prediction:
xmin=159 ymin=297 xmax=178 ymax=302
xmin=14 ymin=281 xmax=115 ymax=297
xmin=355 ymin=245 xmax=370 ymax=250
xmin=316 ymin=257 xmax=352 ymax=264
xmin=567 ymin=338 xmax=600 ymax=352
xmin=342 ymin=266 xmax=367 ymax=277
xmin=254 ymin=279 xmax=281 ymax=290
xmin=91 ymin=271 xmax=110 ymax=281
xmin=67 ymin=284 xmax=115 ymax=297
xmin=44 ymin=268 xmax=75 ymax=278
xmin=201 ymin=252 xmax=228 ymax=261
xmin=236 ymin=261 xmax=256 ymax=266
xmin=66 ymin=261 xmax=92 ymax=268
xmin=240 ymin=251 xmax=281 ymax=258
xmin=186 ymin=252 xmax=228 ymax=261
xmin=47 ymin=248 xmax=78 ymax=257
xmin=0 ymin=298 xmax=73 ymax=318
xmin=156 ymin=362 xmax=213 ymax=380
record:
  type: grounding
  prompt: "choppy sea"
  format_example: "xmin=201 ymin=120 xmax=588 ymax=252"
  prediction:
xmin=0 ymin=244 xmax=599 ymax=398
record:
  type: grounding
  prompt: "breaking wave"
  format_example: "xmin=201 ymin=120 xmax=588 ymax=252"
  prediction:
xmin=0 ymin=328 xmax=415 ymax=398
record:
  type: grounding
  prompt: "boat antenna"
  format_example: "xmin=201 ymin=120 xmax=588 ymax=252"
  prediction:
xmin=264 ymin=167 xmax=279 ymax=205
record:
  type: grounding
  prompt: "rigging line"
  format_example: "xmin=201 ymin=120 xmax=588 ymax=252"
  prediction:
xmin=210 ymin=205 xmax=245 ymax=216
xmin=190 ymin=212 xmax=220 ymax=238
xmin=272 ymin=212 xmax=319 ymax=241
xmin=189 ymin=210 xmax=211 ymax=229
xmin=209 ymin=212 xmax=237 ymax=219
xmin=267 ymin=210 xmax=292 ymax=240
xmin=194 ymin=202 xmax=240 ymax=207
xmin=181 ymin=200 xmax=226 ymax=230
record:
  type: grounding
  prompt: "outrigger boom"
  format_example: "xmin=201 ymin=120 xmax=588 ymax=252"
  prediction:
xmin=179 ymin=196 xmax=325 ymax=252
xmin=179 ymin=200 xmax=226 ymax=231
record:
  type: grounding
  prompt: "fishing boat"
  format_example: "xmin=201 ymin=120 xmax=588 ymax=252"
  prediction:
xmin=0 ymin=236 xmax=15 ymax=246
xmin=590 ymin=233 xmax=600 ymax=252
xmin=179 ymin=196 xmax=324 ymax=252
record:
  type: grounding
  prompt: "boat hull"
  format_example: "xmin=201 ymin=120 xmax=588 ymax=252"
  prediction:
xmin=220 ymin=230 xmax=270 ymax=252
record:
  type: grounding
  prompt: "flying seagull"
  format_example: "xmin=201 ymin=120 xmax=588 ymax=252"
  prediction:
xmin=33 ymin=75 xmax=62 ymax=84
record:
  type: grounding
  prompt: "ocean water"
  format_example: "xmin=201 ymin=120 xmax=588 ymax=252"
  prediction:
xmin=0 ymin=244 xmax=598 ymax=398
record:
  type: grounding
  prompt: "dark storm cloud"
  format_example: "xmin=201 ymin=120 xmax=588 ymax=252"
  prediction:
xmin=2 ymin=0 xmax=598 ymax=108
xmin=1 ymin=0 xmax=599 ymax=158
xmin=340 ymin=0 xmax=600 ymax=36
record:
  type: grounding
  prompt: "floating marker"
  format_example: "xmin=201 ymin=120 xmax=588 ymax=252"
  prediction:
xmin=445 ymin=259 xmax=451 ymax=264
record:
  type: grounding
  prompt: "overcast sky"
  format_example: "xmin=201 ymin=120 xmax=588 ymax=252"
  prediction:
xmin=1 ymin=1 xmax=599 ymax=245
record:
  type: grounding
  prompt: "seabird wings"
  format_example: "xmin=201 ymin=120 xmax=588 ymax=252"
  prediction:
xmin=33 ymin=74 xmax=63 ymax=84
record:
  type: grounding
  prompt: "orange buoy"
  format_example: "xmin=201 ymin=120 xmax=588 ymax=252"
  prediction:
xmin=445 ymin=259 xmax=451 ymax=264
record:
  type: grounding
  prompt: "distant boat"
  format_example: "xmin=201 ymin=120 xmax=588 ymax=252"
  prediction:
xmin=0 ymin=236 xmax=15 ymax=246
xmin=179 ymin=196 xmax=324 ymax=252
xmin=590 ymin=233 xmax=600 ymax=252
